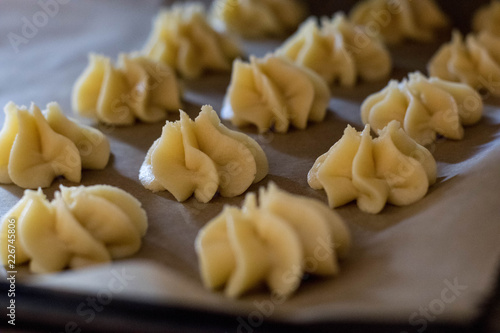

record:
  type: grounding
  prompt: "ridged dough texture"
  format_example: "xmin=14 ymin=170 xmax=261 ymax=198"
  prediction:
xmin=349 ymin=0 xmax=449 ymax=44
xmin=210 ymin=0 xmax=306 ymax=38
xmin=221 ymin=54 xmax=330 ymax=133
xmin=140 ymin=105 xmax=268 ymax=203
xmin=276 ymin=12 xmax=391 ymax=86
xmin=472 ymin=1 xmax=500 ymax=37
xmin=0 ymin=185 xmax=147 ymax=273
xmin=73 ymin=53 xmax=182 ymax=125
xmin=195 ymin=182 xmax=351 ymax=298
xmin=0 ymin=102 xmax=110 ymax=189
xmin=361 ymin=72 xmax=483 ymax=146
xmin=308 ymin=121 xmax=437 ymax=214
xmin=142 ymin=3 xmax=241 ymax=78
xmin=428 ymin=30 xmax=500 ymax=96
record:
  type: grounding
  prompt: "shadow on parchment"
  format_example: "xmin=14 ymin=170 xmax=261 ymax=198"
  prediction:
xmin=430 ymin=109 xmax=500 ymax=165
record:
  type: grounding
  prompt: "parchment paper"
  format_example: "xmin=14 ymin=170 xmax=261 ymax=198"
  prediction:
xmin=1 ymin=0 xmax=499 ymax=329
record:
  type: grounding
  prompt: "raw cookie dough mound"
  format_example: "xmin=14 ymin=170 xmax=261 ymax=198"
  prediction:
xmin=308 ymin=121 xmax=437 ymax=214
xmin=349 ymin=0 xmax=449 ymax=44
xmin=428 ymin=30 xmax=500 ymax=96
xmin=45 ymin=102 xmax=110 ymax=169
xmin=472 ymin=0 xmax=500 ymax=37
xmin=140 ymin=105 xmax=268 ymax=203
xmin=361 ymin=71 xmax=483 ymax=146
xmin=276 ymin=12 xmax=391 ymax=86
xmin=73 ymin=53 xmax=181 ymax=125
xmin=0 ymin=102 xmax=110 ymax=189
xmin=0 ymin=185 xmax=147 ymax=273
xmin=195 ymin=182 xmax=351 ymax=298
xmin=210 ymin=0 xmax=306 ymax=38
xmin=221 ymin=54 xmax=330 ymax=133
xmin=142 ymin=2 xmax=241 ymax=78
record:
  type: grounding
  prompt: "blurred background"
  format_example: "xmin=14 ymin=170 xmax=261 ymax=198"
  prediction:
xmin=306 ymin=0 xmax=489 ymax=33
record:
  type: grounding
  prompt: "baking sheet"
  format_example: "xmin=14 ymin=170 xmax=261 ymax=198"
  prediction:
xmin=1 ymin=0 xmax=499 ymax=329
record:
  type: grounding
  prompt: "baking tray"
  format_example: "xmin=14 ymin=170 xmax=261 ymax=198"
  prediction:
xmin=1 ymin=1 xmax=499 ymax=332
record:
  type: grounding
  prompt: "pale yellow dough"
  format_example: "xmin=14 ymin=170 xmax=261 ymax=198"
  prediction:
xmin=428 ymin=30 xmax=500 ymax=96
xmin=472 ymin=1 xmax=500 ymax=37
xmin=0 ymin=102 xmax=110 ymax=189
xmin=0 ymin=185 xmax=147 ymax=273
xmin=210 ymin=0 xmax=306 ymax=38
xmin=308 ymin=121 xmax=437 ymax=214
xmin=142 ymin=3 xmax=241 ymax=78
xmin=222 ymin=54 xmax=330 ymax=133
xmin=195 ymin=183 xmax=351 ymax=298
xmin=140 ymin=105 xmax=268 ymax=202
xmin=349 ymin=0 xmax=449 ymax=44
xmin=73 ymin=53 xmax=181 ymax=125
xmin=361 ymin=72 xmax=483 ymax=146
xmin=276 ymin=12 xmax=391 ymax=86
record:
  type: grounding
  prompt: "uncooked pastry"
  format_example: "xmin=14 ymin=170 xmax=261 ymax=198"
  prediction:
xmin=195 ymin=182 xmax=351 ymax=298
xmin=472 ymin=0 xmax=500 ymax=37
xmin=73 ymin=53 xmax=181 ymax=125
xmin=308 ymin=121 xmax=437 ymax=214
xmin=361 ymin=71 xmax=483 ymax=146
xmin=349 ymin=0 xmax=449 ymax=44
xmin=210 ymin=0 xmax=306 ymax=38
xmin=0 ymin=102 xmax=110 ymax=189
xmin=428 ymin=30 xmax=500 ymax=96
xmin=140 ymin=105 xmax=268 ymax=202
xmin=221 ymin=54 xmax=330 ymax=133
xmin=276 ymin=12 xmax=391 ymax=86
xmin=0 ymin=185 xmax=147 ymax=273
xmin=143 ymin=2 xmax=241 ymax=78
